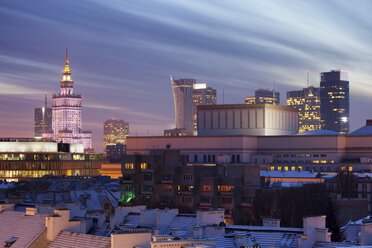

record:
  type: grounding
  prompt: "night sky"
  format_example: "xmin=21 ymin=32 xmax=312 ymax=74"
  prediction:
xmin=1 ymin=0 xmax=372 ymax=152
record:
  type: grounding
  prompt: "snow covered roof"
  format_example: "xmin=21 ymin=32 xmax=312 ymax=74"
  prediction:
xmin=261 ymin=170 xmax=320 ymax=178
xmin=0 ymin=210 xmax=49 ymax=248
xmin=227 ymin=225 xmax=303 ymax=233
xmin=355 ymin=173 xmax=372 ymax=179
xmin=213 ymin=231 xmax=301 ymax=248
xmin=46 ymin=231 xmax=110 ymax=248
xmin=165 ymin=214 xmax=196 ymax=237
xmin=70 ymin=189 xmax=118 ymax=212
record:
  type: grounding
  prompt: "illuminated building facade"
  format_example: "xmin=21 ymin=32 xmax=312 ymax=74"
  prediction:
xmin=34 ymin=97 xmax=52 ymax=138
xmin=170 ymin=77 xmax=216 ymax=135
xmin=192 ymin=84 xmax=217 ymax=129
xmin=320 ymin=70 xmax=350 ymax=134
xmin=103 ymin=119 xmax=129 ymax=155
xmin=245 ymin=89 xmax=280 ymax=105
xmin=287 ymin=86 xmax=321 ymax=133
xmin=0 ymin=138 xmax=103 ymax=181
xmin=51 ymin=48 xmax=92 ymax=149
xmin=170 ymin=76 xmax=195 ymax=131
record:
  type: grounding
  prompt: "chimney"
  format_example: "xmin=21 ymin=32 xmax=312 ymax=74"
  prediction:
xmin=193 ymin=226 xmax=203 ymax=239
xmin=360 ymin=223 xmax=372 ymax=245
xmin=235 ymin=233 xmax=247 ymax=247
xmin=263 ymin=218 xmax=280 ymax=228
xmin=0 ymin=204 xmax=14 ymax=212
xmin=25 ymin=207 xmax=37 ymax=216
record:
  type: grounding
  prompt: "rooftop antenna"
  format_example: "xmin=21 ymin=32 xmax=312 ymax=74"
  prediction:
xmin=306 ymin=71 xmax=309 ymax=88
xmin=44 ymin=94 xmax=48 ymax=108
xmin=222 ymin=89 xmax=225 ymax=104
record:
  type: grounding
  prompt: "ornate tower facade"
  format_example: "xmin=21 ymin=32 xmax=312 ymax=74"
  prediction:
xmin=51 ymin=47 xmax=92 ymax=149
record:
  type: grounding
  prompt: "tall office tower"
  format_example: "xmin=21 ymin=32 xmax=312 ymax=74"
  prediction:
xmin=170 ymin=76 xmax=195 ymax=130
xmin=34 ymin=96 xmax=52 ymax=138
xmin=103 ymin=118 xmax=129 ymax=154
xmin=287 ymin=86 xmax=321 ymax=133
xmin=320 ymin=70 xmax=350 ymax=134
xmin=192 ymin=84 xmax=217 ymax=129
xmin=245 ymin=89 xmax=280 ymax=105
xmin=52 ymin=47 xmax=92 ymax=149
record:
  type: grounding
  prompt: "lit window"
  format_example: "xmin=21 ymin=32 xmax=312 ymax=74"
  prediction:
xmin=313 ymin=160 xmax=319 ymax=163
xmin=124 ymin=163 xmax=134 ymax=170
xmin=277 ymin=166 xmax=282 ymax=170
xmin=140 ymin=163 xmax=148 ymax=170
xmin=203 ymin=185 xmax=211 ymax=192
xmin=218 ymin=185 xmax=234 ymax=192
xmin=348 ymin=167 xmax=353 ymax=172
xmin=284 ymin=166 xmax=288 ymax=171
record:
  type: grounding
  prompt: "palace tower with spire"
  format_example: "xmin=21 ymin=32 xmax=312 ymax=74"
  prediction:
xmin=50 ymin=47 xmax=92 ymax=150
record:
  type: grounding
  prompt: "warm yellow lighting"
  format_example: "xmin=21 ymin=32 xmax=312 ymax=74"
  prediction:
xmin=124 ymin=163 xmax=134 ymax=170
xmin=140 ymin=163 xmax=148 ymax=170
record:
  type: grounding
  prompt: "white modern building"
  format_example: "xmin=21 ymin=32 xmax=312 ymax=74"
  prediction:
xmin=168 ymin=76 xmax=217 ymax=135
xmin=197 ymin=104 xmax=299 ymax=136
xmin=49 ymin=48 xmax=92 ymax=150
xmin=170 ymin=76 xmax=194 ymax=131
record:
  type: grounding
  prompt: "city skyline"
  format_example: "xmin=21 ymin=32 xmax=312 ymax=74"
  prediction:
xmin=2 ymin=1 xmax=372 ymax=151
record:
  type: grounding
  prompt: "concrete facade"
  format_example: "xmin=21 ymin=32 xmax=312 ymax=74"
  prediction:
xmin=197 ymin=104 xmax=298 ymax=136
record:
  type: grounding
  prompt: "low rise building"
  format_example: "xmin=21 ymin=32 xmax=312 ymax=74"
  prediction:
xmin=0 ymin=138 xmax=104 ymax=181
xmin=126 ymin=121 xmax=372 ymax=173
xmin=120 ymin=150 xmax=259 ymax=224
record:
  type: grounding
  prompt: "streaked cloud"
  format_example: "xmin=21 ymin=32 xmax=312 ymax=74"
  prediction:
xmin=1 ymin=0 xmax=372 ymax=151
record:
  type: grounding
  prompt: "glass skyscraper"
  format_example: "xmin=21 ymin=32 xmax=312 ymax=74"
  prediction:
xmin=103 ymin=118 xmax=129 ymax=155
xmin=287 ymin=86 xmax=320 ymax=133
xmin=320 ymin=70 xmax=350 ymax=134
xmin=245 ymin=89 xmax=280 ymax=105
xmin=192 ymin=85 xmax=217 ymax=130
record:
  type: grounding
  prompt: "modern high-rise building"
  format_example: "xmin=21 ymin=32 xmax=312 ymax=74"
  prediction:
xmin=103 ymin=118 xmax=129 ymax=155
xmin=170 ymin=76 xmax=217 ymax=133
xmin=34 ymin=96 xmax=52 ymax=138
xmin=170 ymin=76 xmax=195 ymax=130
xmin=320 ymin=70 xmax=350 ymax=134
xmin=245 ymin=89 xmax=280 ymax=105
xmin=192 ymin=84 xmax=217 ymax=129
xmin=51 ymin=47 xmax=92 ymax=149
xmin=287 ymin=86 xmax=321 ymax=133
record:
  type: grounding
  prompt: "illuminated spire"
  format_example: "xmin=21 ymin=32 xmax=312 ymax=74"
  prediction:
xmin=64 ymin=45 xmax=70 ymax=72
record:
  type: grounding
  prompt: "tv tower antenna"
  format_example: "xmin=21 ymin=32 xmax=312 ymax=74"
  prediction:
xmin=306 ymin=71 xmax=309 ymax=88
xmin=44 ymin=94 xmax=48 ymax=108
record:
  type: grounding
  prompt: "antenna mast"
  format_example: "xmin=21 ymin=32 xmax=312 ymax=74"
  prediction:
xmin=306 ymin=71 xmax=309 ymax=88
